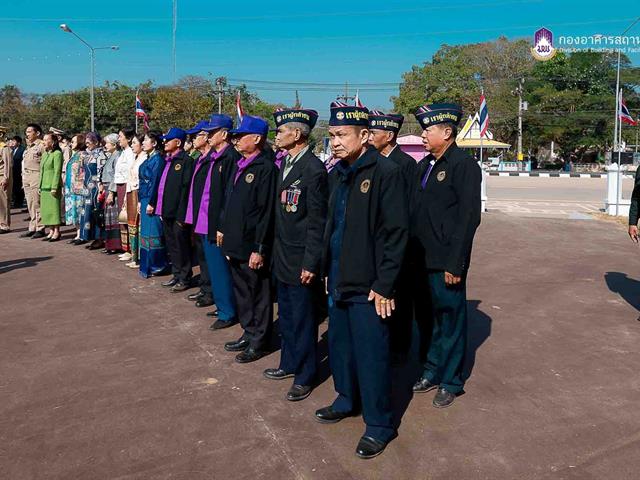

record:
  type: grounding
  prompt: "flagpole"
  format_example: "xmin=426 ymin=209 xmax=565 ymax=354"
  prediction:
xmin=135 ymin=89 xmax=138 ymax=134
xmin=480 ymin=87 xmax=484 ymax=167
xmin=613 ymin=49 xmax=621 ymax=157
xmin=616 ymin=87 xmax=622 ymax=216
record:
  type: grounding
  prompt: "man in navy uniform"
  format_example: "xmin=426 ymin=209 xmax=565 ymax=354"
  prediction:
xmin=184 ymin=120 xmax=216 ymax=308
xmin=219 ymin=115 xmax=278 ymax=363
xmin=148 ymin=127 xmax=195 ymax=292
xmin=411 ymin=103 xmax=482 ymax=408
xmin=367 ymin=110 xmax=421 ymax=364
xmin=263 ymin=108 xmax=328 ymax=402
xmin=315 ymin=102 xmax=408 ymax=459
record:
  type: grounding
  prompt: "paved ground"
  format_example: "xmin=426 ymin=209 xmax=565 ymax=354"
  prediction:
xmin=487 ymin=176 xmax=634 ymax=218
xmin=2 ymin=208 xmax=640 ymax=480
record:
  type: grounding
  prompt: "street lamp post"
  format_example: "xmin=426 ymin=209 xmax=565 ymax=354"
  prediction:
xmin=59 ymin=24 xmax=118 ymax=132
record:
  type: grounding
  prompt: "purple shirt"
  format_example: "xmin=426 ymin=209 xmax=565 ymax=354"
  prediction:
xmin=155 ymin=149 xmax=182 ymax=216
xmin=194 ymin=145 xmax=229 ymax=235
xmin=234 ymin=151 xmax=260 ymax=185
xmin=184 ymin=150 xmax=211 ymax=225
xmin=274 ymin=149 xmax=288 ymax=169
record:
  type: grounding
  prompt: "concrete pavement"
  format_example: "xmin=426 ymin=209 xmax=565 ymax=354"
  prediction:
xmin=1 ymin=209 xmax=640 ymax=479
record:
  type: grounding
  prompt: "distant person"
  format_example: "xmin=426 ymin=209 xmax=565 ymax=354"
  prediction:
xmin=21 ymin=123 xmax=46 ymax=238
xmin=0 ymin=129 xmax=12 ymax=233
xmin=78 ymin=132 xmax=107 ymax=249
xmin=101 ymin=133 xmax=123 ymax=254
xmin=39 ymin=132 xmax=63 ymax=241
xmin=9 ymin=136 xmax=25 ymax=208
xmin=64 ymin=134 xmax=86 ymax=243
xmin=628 ymin=165 xmax=640 ymax=244
xmin=124 ymin=134 xmax=148 ymax=268
xmin=114 ymin=129 xmax=136 ymax=258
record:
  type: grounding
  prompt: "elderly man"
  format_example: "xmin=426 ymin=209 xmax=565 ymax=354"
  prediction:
xmin=148 ymin=127 xmax=195 ymax=292
xmin=314 ymin=102 xmax=408 ymax=459
xmin=220 ymin=115 xmax=278 ymax=364
xmin=20 ymin=124 xmax=46 ymax=238
xmin=9 ymin=136 xmax=25 ymax=209
xmin=367 ymin=110 xmax=422 ymax=365
xmin=184 ymin=120 xmax=216 ymax=308
xmin=0 ymin=127 xmax=12 ymax=233
xmin=262 ymin=108 xmax=328 ymax=402
xmin=411 ymin=103 xmax=482 ymax=408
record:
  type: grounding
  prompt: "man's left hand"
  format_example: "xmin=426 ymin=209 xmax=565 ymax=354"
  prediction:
xmin=249 ymin=252 xmax=264 ymax=270
xmin=300 ymin=269 xmax=316 ymax=285
xmin=444 ymin=271 xmax=462 ymax=286
xmin=368 ymin=289 xmax=395 ymax=319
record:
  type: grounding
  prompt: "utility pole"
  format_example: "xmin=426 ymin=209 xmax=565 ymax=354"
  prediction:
xmin=215 ymin=77 xmax=225 ymax=114
xmin=336 ymin=81 xmax=355 ymax=103
xmin=516 ymin=78 xmax=525 ymax=164
xmin=294 ymin=90 xmax=301 ymax=108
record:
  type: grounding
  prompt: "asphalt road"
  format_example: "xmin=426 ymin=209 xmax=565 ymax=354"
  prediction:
xmin=487 ymin=175 xmax=635 ymax=218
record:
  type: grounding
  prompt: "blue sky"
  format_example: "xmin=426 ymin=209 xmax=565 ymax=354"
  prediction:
xmin=1 ymin=0 xmax=638 ymax=119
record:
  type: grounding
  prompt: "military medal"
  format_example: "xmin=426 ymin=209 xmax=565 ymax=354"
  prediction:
xmin=286 ymin=204 xmax=291 ymax=212
xmin=175 ymin=163 xmax=182 ymax=171
xmin=245 ymin=173 xmax=254 ymax=183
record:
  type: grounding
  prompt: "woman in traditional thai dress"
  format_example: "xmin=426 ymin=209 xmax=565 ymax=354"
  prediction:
xmin=64 ymin=134 xmax=85 ymax=244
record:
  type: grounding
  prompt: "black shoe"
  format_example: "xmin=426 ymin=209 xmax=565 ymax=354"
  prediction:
xmin=355 ymin=436 xmax=391 ymax=459
xmin=413 ymin=378 xmax=438 ymax=394
xmin=42 ymin=235 xmax=52 ymax=241
xmin=75 ymin=239 xmax=88 ymax=245
xmin=209 ymin=319 xmax=237 ymax=330
xmin=187 ymin=291 xmax=204 ymax=301
xmin=0 ymin=229 xmax=10 ymax=234
xmin=224 ymin=338 xmax=249 ymax=352
xmin=162 ymin=278 xmax=178 ymax=287
xmin=263 ymin=368 xmax=294 ymax=380
xmin=48 ymin=237 xmax=60 ymax=242
xmin=235 ymin=348 xmax=268 ymax=364
xmin=20 ymin=231 xmax=35 ymax=238
xmin=170 ymin=282 xmax=189 ymax=293
xmin=88 ymin=241 xmax=104 ymax=250
xmin=67 ymin=238 xmax=79 ymax=244
xmin=287 ymin=384 xmax=312 ymax=402
xmin=195 ymin=298 xmax=214 ymax=308
xmin=432 ymin=387 xmax=456 ymax=408
xmin=206 ymin=310 xmax=219 ymax=318
xmin=31 ymin=231 xmax=46 ymax=239
xmin=314 ymin=406 xmax=354 ymax=424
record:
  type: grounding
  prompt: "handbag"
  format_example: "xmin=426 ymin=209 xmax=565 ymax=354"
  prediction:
xmin=117 ymin=201 xmax=128 ymax=224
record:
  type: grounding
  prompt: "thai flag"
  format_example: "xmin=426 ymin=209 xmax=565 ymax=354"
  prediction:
xmin=236 ymin=91 xmax=244 ymax=124
xmin=479 ymin=94 xmax=489 ymax=137
xmin=355 ymin=89 xmax=364 ymax=108
xmin=135 ymin=94 xmax=146 ymax=118
xmin=620 ymin=92 xmax=637 ymax=126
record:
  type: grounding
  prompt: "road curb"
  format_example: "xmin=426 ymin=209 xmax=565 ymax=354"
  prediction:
xmin=487 ymin=172 xmax=606 ymax=178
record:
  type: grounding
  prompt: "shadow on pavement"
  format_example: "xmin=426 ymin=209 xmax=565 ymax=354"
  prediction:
xmin=604 ymin=272 xmax=640 ymax=312
xmin=0 ymin=256 xmax=53 ymax=274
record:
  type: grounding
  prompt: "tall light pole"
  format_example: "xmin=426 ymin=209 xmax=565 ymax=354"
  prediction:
xmin=59 ymin=24 xmax=119 ymax=132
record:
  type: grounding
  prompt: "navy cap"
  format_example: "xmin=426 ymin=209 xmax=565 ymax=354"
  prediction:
xmin=368 ymin=110 xmax=404 ymax=133
xmin=229 ymin=115 xmax=269 ymax=136
xmin=414 ymin=103 xmax=463 ymax=129
xmin=273 ymin=108 xmax=319 ymax=130
xmin=186 ymin=120 xmax=210 ymax=135
xmin=207 ymin=114 xmax=233 ymax=131
xmin=329 ymin=101 xmax=369 ymax=127
xmin=161 ymin=127 xmax=187 ymax=142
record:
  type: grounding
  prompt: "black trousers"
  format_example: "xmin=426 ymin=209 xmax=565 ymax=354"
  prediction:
xmin=229 ymin=259 xmax=273 ymax=350
xmin=193 ymin=234 xmax=212 ymax=300
xmin=163 ymin=218 xmax=193 ymax=283
xmin=12 ymin=171 xmax=24 ymax=208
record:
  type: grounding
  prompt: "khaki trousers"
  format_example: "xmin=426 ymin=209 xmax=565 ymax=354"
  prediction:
xmin=0 ymin=180 xmax=11 ymax=229
xmin=23 ymin=169 xmax=43 ymax=232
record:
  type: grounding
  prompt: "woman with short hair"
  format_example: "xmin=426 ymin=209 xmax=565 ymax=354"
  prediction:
xmin=39 ymin=133 xmax=63 ymax=241
xmin=114 ymin=129 xmax=136 ymax=261
xmin=102 ymin=133 xmax=123 ymax=254
xmin=64 ymin=134 xmax=85 ymax=244
xmin=124 ymin=133 xmax=147 ymax=268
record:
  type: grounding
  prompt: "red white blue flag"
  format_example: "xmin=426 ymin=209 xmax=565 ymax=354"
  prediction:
xmin=236 ymin=91 xmax=244 ymax=124
xmin=135 ymin=94 xmax=149 ymax=131
xmin=479 ymin=94 xmax=489 ymax=137
xmin=355 ymin=89 xmax=364 ymax=108
xmin=620 ymin=92 xmax=637 ymax=126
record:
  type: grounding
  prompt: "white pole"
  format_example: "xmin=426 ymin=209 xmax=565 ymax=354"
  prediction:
xmin=90 ymin=48 xmax=95 ymax=132
xmin=135 ymin=89 xmax=139 ymax=134
xmin=616 ymin=87 xmax=622 ymax=216
xmin=613 ymin=49 xmax=621 ymax=155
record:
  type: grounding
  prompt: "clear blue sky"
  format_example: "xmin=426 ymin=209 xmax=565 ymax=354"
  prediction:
xmin=1 ymin=0 xmax=638 ymax=119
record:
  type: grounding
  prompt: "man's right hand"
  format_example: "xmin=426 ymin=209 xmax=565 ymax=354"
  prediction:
xmin=146 ymin=205 xmax=154 ymax=215
xmin=216 ymin=231 xmax=224 ymax=247
xmin=629 ymin=225 xmax=639 ymax=244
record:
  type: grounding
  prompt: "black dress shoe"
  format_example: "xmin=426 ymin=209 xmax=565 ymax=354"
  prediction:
xmin=287 ymin=384 xmax=312 ymax=402
xmin=187 ymin=291 xmax=204 ymax=301
xmin=355 ymin=436 xmax=391 ymax=459
xmin=0 ymin=229 xmax=10 ymax=234
xmin=75 ymin=239 xmax=88 ymax=245
xmin=263 ymin=368 xmax=294 ymax=380
xmin=413 ymin=378 xmax=438 ymax=394
xmin=20 ymin=231 xmax=35 ymax=238
xmin=209 ymin=319 xmax=237 ymax=330
xmin=162 ymin=278 xmax=178 ymax=287
xmin=314 ymin=406 xmax=354 ymax=424
xmin=206 ymin=310 xmax=219 ymax=318
xmin=67 ymin=238 xmax=79 ymax=244
xmin=195 ymin=298 xmax=214 ymax=308
xmin=48 ymin=237 xmax=60 ymax=242
xmin=432 ymin=387 xmax=456 ymax=408
xmin=224 ymin=338 xmax=249 ymax=352
xmin=31 ymin=231 xmax=46 ymax=239
xmin=42 ymin=235 xmax=52 ymax=241
xmin=235 ymin=348 xmax=269 ymax=364
xmin=171 ymin=282 xmax=189 ymax=293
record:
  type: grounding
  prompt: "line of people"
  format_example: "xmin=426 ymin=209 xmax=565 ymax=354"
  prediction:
xmin=0 ymin=101 xmax=481 ymax=460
